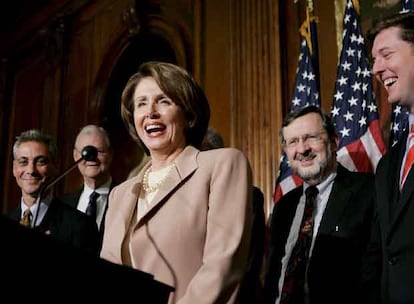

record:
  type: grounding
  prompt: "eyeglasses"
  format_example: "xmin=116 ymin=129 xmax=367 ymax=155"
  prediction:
xmin=283 ymin=131 xmax=327 ymax=149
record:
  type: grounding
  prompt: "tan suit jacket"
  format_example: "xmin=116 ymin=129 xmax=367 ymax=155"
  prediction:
xmin=101 ymin=146 xmax=253 ymax=303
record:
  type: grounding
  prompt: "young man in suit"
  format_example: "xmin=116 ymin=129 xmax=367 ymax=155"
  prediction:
xmin=8 ymin=129 xmax=99 ymax=255
xmin=59 ymin=125 xmax=114 ymax=249
xmin=367 ymin=11 xmax=414 ymax=303
xmin=262 ymin=106 xmax=376 ymax=304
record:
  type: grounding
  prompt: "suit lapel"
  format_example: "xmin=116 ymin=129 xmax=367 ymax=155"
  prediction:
xmin=388 ymin=136 xmax=414 ymax=237
xmin=99 ymin=182 xmax=115 ymax=227
xmin=8 ymin=207 xmax=21 ymax=222
xmin=135 ymin=146 xmax=199 ymax=227
xmin=317 ymin=165 xmax=352 ymax=235
xmin=386 ymin=133 xmax=410 ymax=240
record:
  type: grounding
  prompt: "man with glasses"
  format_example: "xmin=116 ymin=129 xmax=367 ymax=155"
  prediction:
xmin=59 ymin=125 xmax=114 ymax=250
xmin=262 ymin=106 xmax=376 ymax=304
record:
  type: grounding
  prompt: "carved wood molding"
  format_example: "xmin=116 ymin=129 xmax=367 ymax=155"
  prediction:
xmin=230 ymin=0 xmax=283 ymax=218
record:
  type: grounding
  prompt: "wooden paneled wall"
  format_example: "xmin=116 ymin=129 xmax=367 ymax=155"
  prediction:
xmin=229 ymin=0 xmax=283 ymax=217
xmin=1 ymin=0 xmax=369 ymax=220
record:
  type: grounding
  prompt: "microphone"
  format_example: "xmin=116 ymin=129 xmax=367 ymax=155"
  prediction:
xmin=43 ymin=145 xmax=98 ymax=192
xmin=81 ymin=145 xmax=98 ymax=162
xmin=31 ymin=146 xmax=98 ymax=227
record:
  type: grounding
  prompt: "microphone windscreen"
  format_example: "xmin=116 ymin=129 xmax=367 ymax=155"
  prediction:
xmin=81 ymin=146 xmax=98 ymax=161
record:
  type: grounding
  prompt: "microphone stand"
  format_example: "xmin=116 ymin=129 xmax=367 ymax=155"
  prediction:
xmin=31 ymin=146 xmax=98 ymax=227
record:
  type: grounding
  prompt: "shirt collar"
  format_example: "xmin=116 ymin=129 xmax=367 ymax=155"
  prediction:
xmin=84 ymin=177 xmax=112 ymax=195
xmin=303 ymin=170 xmax=336 ymax=195
xmin=20 ymin=194 xmax=52 ymax=213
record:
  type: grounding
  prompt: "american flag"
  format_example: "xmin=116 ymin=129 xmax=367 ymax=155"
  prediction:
xmin=331 ymin=0 xmax=386 ymax=173
xmin=388 ymin=0 xmax=414 ymax=147
xmin=401 ymin=0 xmax=414 ymax=12
xmin=273 ymin=17 xmax=320 ymax=204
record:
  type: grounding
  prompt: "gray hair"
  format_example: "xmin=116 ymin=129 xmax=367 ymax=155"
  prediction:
xmin=74 ymin=125 xmax=111 ymax=150
xmin=13 ymin=129 xmax=58 ymax=161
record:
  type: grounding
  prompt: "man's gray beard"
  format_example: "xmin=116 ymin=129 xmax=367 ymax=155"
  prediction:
xmin=295 ymin=145 xmax=332 ymax=182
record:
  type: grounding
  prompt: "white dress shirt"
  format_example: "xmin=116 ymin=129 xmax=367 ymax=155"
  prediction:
xmin=275 ymin=171 xmax=336 ymax=304
xmin=77 ymin=177 xmax=112 ymax=229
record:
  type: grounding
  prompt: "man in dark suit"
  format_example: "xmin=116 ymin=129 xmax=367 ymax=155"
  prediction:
xmin=59 ymin=125 xmax=114 ymax=249
xmin=365 ymin=11 xmax=414 ymax=303
xmin=8 ymin=129 xmax=99 ymax=255
xmin=262 ymin=106 xmax=375 ymax=304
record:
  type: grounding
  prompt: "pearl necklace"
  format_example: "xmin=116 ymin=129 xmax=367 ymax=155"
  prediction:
xmin=142 ymin=163 xmax=176 ymax=193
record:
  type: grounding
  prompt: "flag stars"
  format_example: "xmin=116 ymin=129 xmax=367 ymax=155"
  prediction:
xmin=337 ymin=76 xmax=348 ymax=86
xmin=358 ymin=116 xmax=367 ymax=127
xmin=362 ymin=68 xmax=371 ymax=77
xmin=368 ymin=103 xmax=377 ymax=112
xmin=302 ymin=70 xmax=308 ymax=80
xmin=339 ymin=127 xmax=351 ymax=138
xmin=357 ymin=35 xmax=365 ymax=45
xmin=392 ymin=122 xmax=400 ymax=133
xmin=362 ymin=99 xmax=367 ymax=110
xmin=342 ymin=61 xmax=351 ymax=71
xmin=350 ymin=33 xmax=357 ymax=42
xmin=348 ymin=96 xmax=358 ymax=106
xmin=297 ymin=83 xmax=306 ymax=92
xmin=346 ymin=47 xmax=355 ymax=57
xmin=351 ymin=81 xmax=361 ymax=91
xmin=344 ymin=14 xmax=351 ymax=23
xmin=334 ymin=90 xmax=344 ymax=101
xmin=292 ymin=97 xmax=301 ymax=107
xmin=344 ymin=111 xmax=354 ymax=121
xmin=307 ymin=72 xmax=315 ymax=81
xmin=331 ymin=106 xmax=340 ymax=117
xmin=394 ymin=105 xmax=402 ymax=116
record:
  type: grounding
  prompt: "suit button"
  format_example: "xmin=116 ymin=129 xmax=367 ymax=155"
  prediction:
xmin=388 ymin=257 xmax=398 ymax=265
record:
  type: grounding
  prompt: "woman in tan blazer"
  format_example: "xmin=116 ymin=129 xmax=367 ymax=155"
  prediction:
xmin=100 ymin=61 xmax=253 ymax=303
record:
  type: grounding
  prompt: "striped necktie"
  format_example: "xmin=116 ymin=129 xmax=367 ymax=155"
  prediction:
xmin=401 ymin=124 xmax=414 ymax=190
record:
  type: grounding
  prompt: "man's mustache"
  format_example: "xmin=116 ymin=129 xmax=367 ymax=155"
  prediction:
xmin=295 ymin=150 xmax=316 ymax=161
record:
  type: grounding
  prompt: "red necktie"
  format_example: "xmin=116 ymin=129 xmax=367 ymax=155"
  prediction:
xmin=401 ymin=125 xmax=414 ymax=190
xmin=280 ymin=186 xmax=318 ymax=304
